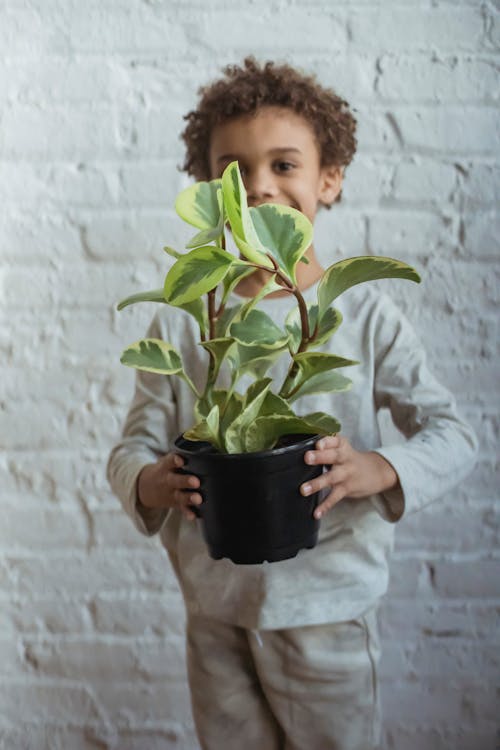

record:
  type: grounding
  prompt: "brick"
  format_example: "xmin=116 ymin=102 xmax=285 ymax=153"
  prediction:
xmin=0 ymin=211 xmax=83 ymax=264
xmin=0 ymin=680 xmax=106 ymax=726
xmin=391 ymin=106 xmax=500 ymax=155
xmin=350 ymin=7 xmax=484 ymax=51
xmin=1 ymin=597 xmax=93 ymax=636
xmin=460 ymin=161 xmax=500 ymax=208
xmin=0 ymin=105 xmax=125 ymax=160
xmin=379 ymin=600 xmax=500 ymax=642
xmin=395 ymin=504 xmax=500 ymax=555
xmin=0 ymin=552 xmax=173 ymax=598
xmin=377 ymin=54 xmax=500 ymax=103
xmin=342 ymin=157 xmax=393 ymax=205
xmin=80 ymin=209 xmax=185 ymax=261
xmin=94 ymin=679 xmax=193 ymax=728
xmin=91 ymin=591 xmax=185 ymax=638
xmin=391 ymin=159 xmax=458 ymax=204
xmin=432 ymin=559 xmax=500 ymax=599
xmin=368 ymin=209 xmax=458 ymax=257
xmin=197 ymin=8 xmax=348 ymax=54
xmin=0 ymin=509 xmax=89 ymax=552
xmin=383 ymin=727 xmax=497 ymax=750
xmin=461 ymin=210 xmax=500 ymax=259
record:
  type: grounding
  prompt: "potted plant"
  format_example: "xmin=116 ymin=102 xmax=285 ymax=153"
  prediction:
xmin=117 ymin=161 xmax=420 ymax=564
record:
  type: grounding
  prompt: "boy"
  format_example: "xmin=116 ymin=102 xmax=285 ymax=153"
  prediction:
xmin=107 ymin=58 xmax=477 ymax=750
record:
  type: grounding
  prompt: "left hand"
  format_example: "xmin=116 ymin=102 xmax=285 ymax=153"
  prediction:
xmin=301 ymin=435 xmax=399 ymax=519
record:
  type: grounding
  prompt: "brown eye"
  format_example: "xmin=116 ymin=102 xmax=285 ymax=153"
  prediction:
xmin=275 ymin=161 xmax=295 ymax=172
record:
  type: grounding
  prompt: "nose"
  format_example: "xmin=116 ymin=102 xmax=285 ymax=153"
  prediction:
xmin=245 ymin=168 xmax=279 ymax=205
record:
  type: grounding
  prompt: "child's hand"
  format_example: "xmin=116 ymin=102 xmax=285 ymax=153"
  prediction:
xmin=301 ymin=435 xmax=398 ymax=519
xmin=137 ymin=453 xmax=202 ymax=521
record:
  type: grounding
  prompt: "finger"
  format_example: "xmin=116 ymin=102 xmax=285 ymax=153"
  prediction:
xmin=315 ymin=435 xmax=340 ymax=451
xmin=300 ymin=466 xmax=346 ymax=497
xmin=173 ymin=488 xmax=202 ymax=511
xmin=314 ymin=485 xmax=347 ymax=519
xmin=168 ymin=471 xmax=200 ymax=491
xmin=304 ymin=447 xmax=338 ymax=466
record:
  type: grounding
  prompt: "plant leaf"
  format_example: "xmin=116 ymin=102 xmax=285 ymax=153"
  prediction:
xmin=214 ymin=304 xmax=245 ymax=338
xmin=285 ymin=304 xmax=343 ymax=353
xmin=259 ymin=391 xmax=295 ymax=418
xmin=288 ymin=370 xmax=353 ymax=403
xmin=176 ymin=298 xmax=208 ymax=338
xmin=117 ymin=288 xmax=166 ymax=311
xmin=250 ymin=203 xmax=313 ymax=283
xmin=230 ymin=309 xmax=289 ymax=349
xmin=221 ymin=262 xmax=254 ymax=305
xmin=120 ymin=339 xmax=183 ymax=375
xmin=244 ymin=412 xmax=340 ymax=453
xmin=184 ymin=405 xmax=223 ymax=452
xmin=163 ymin=246 xmax=183 ymax=259
xmin=223 ymin=378 xmax=272 ymax=453
xmin=282 ymin=352 xmax=359 ymax=398
xmin=318 ymin=256 xmax=421 ymax=318
xmin=239 ymin=274 xmax=282 ymax=319
xmin=199 ymin=337 xmax=236 ymax=381
xmin=221 ymin=161 xmax=272 ymax=267
xmin=175 ymin=180 xmax=223 ymax=230
xmin=164 ymin=246 xmax=235 ymax=306
xmin=228 ymin=342 xmax=287 ymax=381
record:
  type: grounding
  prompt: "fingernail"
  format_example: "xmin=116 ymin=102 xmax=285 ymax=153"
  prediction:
xmin=302 ymin=483 xmax=312 ymax=496
xmin=305 ymin=451 xmax=315 ymax=464
xmin=317 ymin=439 xmax=325 ymax=450
xmin=314 ymin=509 xmax=322 ymax=519
xmin=190 ymin=494 xmax=201 ymax=504
xmin=174 ymin=455 xmax=183 ymax=467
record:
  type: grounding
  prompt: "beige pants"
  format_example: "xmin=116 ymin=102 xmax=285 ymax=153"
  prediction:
xmin=186 ymin=609 xmax=381 ymax=750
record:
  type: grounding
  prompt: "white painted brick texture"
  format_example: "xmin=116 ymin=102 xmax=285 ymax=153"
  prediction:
xmin=1 ymin=1 xmax=498 ymax=748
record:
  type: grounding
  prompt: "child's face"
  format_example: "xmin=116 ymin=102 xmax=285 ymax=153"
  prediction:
xmin=208 ymin=106 xmax=342 ymax=224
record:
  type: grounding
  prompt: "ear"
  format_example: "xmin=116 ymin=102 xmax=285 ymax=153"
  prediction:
xmin=318 ymin=166 xmax=343 ymax=207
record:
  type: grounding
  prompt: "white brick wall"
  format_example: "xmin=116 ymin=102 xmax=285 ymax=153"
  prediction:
xmin=1 ymin=1 xmax=498 ymax=748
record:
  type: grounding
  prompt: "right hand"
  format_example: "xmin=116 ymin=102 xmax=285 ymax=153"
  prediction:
xmin=137 ymin=453 xmax=202 ymax=521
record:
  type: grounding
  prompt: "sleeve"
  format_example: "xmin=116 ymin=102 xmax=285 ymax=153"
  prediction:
xmin=369 ymin=295 xmax=478 ymax=522
xmin=106 ymin=311 xmax=178 ymax=536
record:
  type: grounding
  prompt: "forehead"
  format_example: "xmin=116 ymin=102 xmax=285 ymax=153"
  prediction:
xmin=209 ymin=106 xmax=319 ymax=159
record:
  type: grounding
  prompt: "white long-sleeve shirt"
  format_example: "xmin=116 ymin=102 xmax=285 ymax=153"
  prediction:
xmin=107 ymin=282 xmax=477 ymax=630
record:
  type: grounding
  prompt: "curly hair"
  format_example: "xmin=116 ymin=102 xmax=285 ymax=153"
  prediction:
xmin=181 ymin=57 xmax=357 ymax=186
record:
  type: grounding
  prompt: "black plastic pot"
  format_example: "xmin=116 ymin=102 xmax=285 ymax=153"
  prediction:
xmin=174 ymin=434 xmax=324 ymax=565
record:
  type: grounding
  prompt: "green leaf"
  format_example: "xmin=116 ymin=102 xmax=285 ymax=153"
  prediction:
xmin=164 ymin=246 xmax=235 ymax=306
xmin=259 ymin=391 xmax=295 ymax=418
xmin=175 ymin=180 xmax=223 ymax=230
xmin=221 ymin=161 xmax=272 ymax=267
xmin=228 ymin=342 xmax=286 ymax=381
xmin=163 ymin=246 xmax=183 ymax=260
xmin=176 ymin=298 xmax=208 ymax=338
xmin=285 ymin=304 xmax=343 ymax=353
xmin=221 ymin=262 xmax=254 ymax=305
xmin=186 ymin=225 xmax=224 ymax=249
xmin=230 ymin=309 xmax=289 ymax=349
xmin=318 ymin=256 xmax=421 ymax=318
xmin=281 ymin=352 xmax=357 ymax=400
xmin=117 ymin=288 xmax=166 ymax=311
xmin=184 ymin=405 xmax=223 ymax=451
xmin=223 ymin=378 xmax=272 ymax=453
xmin=238 ymin=275 xmax=282 ymax=320
xmin=244 ymin=412 xmax=341 ymax=453
xmin=214 ymin=304 xmax=244 ymax=338
xmin=194 ymin=389 xmax=228 ymax=422
xmin=120 ymin=339 xmax=182 ymax=375
xmin=288 ymin=370 xmax=353 ymax=403
xmin=250 ymin=203 xmax=313 ymax=283
xmin=199 ymin=337 xmax=236 ymax=381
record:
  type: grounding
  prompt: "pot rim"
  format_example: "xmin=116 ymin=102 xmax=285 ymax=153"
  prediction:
xmin=174 ymin=433 xmax=320 ymax=462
